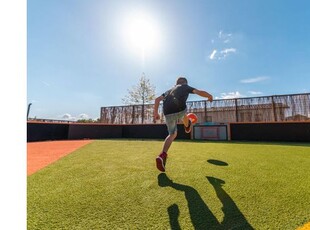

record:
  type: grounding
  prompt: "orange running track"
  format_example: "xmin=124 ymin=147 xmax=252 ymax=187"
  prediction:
xmin=27 ymin=140 xmax=93 ymax=176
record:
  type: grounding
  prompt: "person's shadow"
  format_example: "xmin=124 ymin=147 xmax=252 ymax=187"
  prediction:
xmin=158 ymin=173 xmax=254 ymax=230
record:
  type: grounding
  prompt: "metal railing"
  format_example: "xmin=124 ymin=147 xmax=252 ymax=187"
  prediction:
xmin=101 ymin=93 xmax=310 ymax=124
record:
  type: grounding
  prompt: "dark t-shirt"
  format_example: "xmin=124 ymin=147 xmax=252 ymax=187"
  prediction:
xmin=162 ymin=84 xmax=196 ymax=115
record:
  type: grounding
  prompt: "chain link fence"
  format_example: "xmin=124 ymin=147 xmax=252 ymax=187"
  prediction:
xmin=100 ymin=93 xmax=310 ymax=124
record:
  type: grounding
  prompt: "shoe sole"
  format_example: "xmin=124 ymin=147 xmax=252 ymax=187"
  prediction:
xmin=185 ymin=125 xmax=192 ymax=133
xmin=184 ymin=120 xmax=192 ymax=133
xmin=156 ymin=157 xmax=165 ymax=172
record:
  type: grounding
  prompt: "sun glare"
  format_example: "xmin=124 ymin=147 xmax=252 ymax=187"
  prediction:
xmin=123 ymin=11 xmax=161 ymax=58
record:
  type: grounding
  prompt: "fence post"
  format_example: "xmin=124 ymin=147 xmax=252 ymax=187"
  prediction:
xmin=204 ymin=100 xmax=207 ymax=121
xmin=27 ymin=103 xmax=32 ymax=120
xmin=142 ymin=104 xmax=145 ymax=124
xmin=132 ymin=105 xmax=135 ymax=124
xmin=272 ymin=96 xmax=277 ymax=122
xmin=235 ymin=98 xmax=238 ymax=122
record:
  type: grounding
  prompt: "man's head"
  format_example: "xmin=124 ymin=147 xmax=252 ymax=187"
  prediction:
xmin=176 ymin=77 xmax=188 ymax=85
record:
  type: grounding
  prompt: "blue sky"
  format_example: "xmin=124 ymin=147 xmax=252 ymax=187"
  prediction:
xmin=27 ymin=0 xmax=310 ymax=120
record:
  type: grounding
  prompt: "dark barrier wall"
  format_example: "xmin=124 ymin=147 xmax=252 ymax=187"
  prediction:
xmin=27 ymin=122 xmax=69 ymax=142
xmin=230 ymin=122 xmax=310 ymax=142
xmin=68 ymin=124 xmax=122 ymax=139
xmin=122 ymin=124 xmax=190 ymax=139
xmin=27 ymin=122 xmax=190 ymax=141
xmin=28 ymin=122 xmax=310 ymax=142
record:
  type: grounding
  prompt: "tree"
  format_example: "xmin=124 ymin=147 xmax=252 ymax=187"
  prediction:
xmin=122 ymin=73 xmax=156 ymax=123
xmin=76 ymin=118 xmax=100 ymax=123
xmin=122 ymin=73 xmax=156 ymax=105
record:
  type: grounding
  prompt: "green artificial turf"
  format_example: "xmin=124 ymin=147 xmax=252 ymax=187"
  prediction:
xmin=27 ymin=140 xmax=310 ymax=229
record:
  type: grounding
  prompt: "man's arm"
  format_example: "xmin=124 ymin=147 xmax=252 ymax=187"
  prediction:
xmin=154 ymin=95 xmax=164 ymax=120
xmin=193 ymin=89 xmax=213 ymax=102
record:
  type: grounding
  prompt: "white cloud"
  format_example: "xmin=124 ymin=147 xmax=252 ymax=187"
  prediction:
xmin=60 ymin=113 xmax=90 ymax=121
xmin=240 ymin=76 xmax=269 ymax=83
xmin=208 ymin=30 xmax=238 ymax=61
xmin=219 ymin=91 xmax=245 ymax=99
xmin=78 ymin=113 xmax=89 ymax=119
xmin=209 ymin=49 xmax=217 ymax=59
xmin=61 ymin=113 xmax=76 ymax=121
xmin=220 ymin=48 xmax=236 ymax=54
xmin=248 ymin=91 xmax=263 ymax=95
xmin=209 ymin=48 xmax=236 ymax=60
xmin=220 ymin=48 xmax=237 ymax=59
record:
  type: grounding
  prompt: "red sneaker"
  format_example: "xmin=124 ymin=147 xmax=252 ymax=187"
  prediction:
xmin=156 ymin=152 xmax=167 ymax=172
xmin=160 ymin=152 xmax=167 ymax=166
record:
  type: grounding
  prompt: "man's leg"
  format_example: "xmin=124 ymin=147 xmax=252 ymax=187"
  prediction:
xmin=156 ymin=112 xmax=182 ymax=172
xmin=162 ymin=132 xmax=177 ymax=153
xmin=156 ymin=132 xmax=177 ymax=172
xmin=182 ymin=114 xmax=189 ymax=127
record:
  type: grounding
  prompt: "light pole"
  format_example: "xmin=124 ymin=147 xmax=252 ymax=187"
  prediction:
xmin=27 ymin=103 xmax=32 ymax=120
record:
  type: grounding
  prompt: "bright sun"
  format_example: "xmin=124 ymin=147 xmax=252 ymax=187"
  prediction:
xmin=123 ymin=11 xmax=161 ymax=58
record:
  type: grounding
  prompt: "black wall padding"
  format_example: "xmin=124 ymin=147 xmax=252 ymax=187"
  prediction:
xmin=27 ymin=123 xmax=191 ymax=142
xmin=122 ymin=124 xmax=190 ymax=139
xmin=230 ymin=122 xmax=310 ymax=142
xmin=28 ymin=122 xmax=309 ymax=142
xmin=27 ymin=123 xmax=69 ymax=142
xmin=68 ymin=124 xmax=122 ymax=139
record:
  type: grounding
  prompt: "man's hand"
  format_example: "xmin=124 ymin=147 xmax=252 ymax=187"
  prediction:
xmin=154 ymin=95 xmax=163 ymax=121
xmin=208 ymin=95 xmax=213 ymax=102
xmin=193 ymin=89 xmax=213 ymax=102
xmin=154 ymin=112 xmax=160 ymax=120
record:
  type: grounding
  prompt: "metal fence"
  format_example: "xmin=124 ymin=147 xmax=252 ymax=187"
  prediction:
xmin=100 ymin=93 xmax=310 ymax=124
